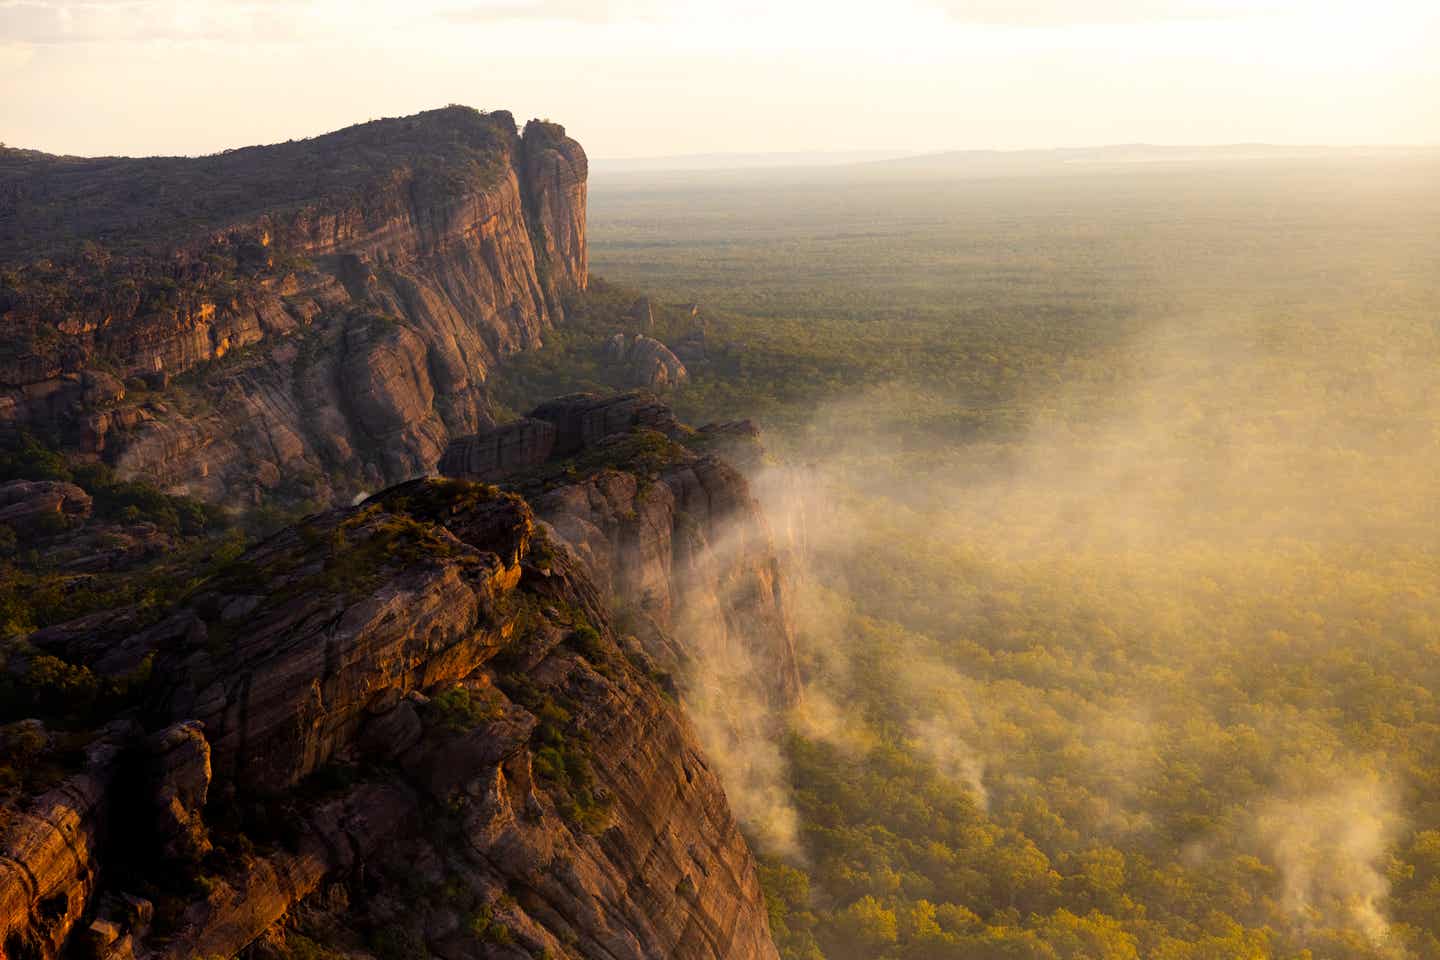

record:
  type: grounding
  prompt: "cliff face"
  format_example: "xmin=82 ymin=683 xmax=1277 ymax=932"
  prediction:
xmin=0 ymin=478 xmax=779 ymax=960
xmin=439 ymin=395 xmax=804 ymax=866
xmin=0 ymin=107 xmax=588 ymax=507
xmin=521 ymin=121 xmax=589 ymax=294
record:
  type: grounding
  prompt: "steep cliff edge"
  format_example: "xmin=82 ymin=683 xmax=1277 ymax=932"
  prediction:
xmin=0 ymin=106 xmax=588 ymax=507
xmin=438 ymin=394 xmax=804 ymax=859
xmin=439 ymin=392 xmax=800 ymax=709
xmin=0 ymin=477 xmax=779 ymax=960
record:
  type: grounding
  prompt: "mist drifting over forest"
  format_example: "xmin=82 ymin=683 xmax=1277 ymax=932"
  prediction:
xmin=575 ymin=152 xmax=1440 ymax=959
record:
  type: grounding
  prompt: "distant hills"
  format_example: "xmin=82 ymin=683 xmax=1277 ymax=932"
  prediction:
xmin=591 ymin=149 xmax=913 ymax=174
xmin=593 ymin=143 xmax=1439 ymax=177
xmin=873 ymin=142 xmax=1440 ymax=173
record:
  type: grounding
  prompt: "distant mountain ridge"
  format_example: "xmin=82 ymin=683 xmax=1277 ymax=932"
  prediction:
xmin=592 ymin=149 xmax=913 ymax=174
xmin=591 ymin=142 xmax=1439 ymax=179
xmin=872 ymin=142 xmax=1440 ymax=172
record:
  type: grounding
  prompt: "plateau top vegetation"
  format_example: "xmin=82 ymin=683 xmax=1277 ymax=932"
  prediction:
xmin=0 ymin=105 xmax=529 ymax=261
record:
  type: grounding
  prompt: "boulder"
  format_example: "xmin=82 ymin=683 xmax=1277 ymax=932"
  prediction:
xmin=603 ymin=334 xmax=689 ymax=389
xmin=0 ymin=479 xmax=92 ymax=534
xmin=437 ymin=417 xmax=557 ymax=481
xmin=529 ymin=391 xmax=681 ymax=457
xmin=626 ymin=335 xmax=689 ymax=388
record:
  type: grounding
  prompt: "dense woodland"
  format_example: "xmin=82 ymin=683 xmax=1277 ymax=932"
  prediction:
xmin=0 ymin=105 xmax=514 ymax=260
xmin=498 ymin=156 xmax=1440 ymax=959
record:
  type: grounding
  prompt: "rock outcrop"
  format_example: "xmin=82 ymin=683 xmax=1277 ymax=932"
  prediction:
xmin=441 ymin=393 xmax=800 ymax=709
xmin=436 ymin=392 xmax=689 ymax=484
xmin=436 ymin=417 xmax=558 ymax=482
xmin=144 ymin=721 xmax=213 ymax=864
xmin=0 ymin=106 xmax=589 ymax=507
xmin=604 ymin=333 xmax=689 ymax=388
xmin=0 ymin=479 xmax=92 ymax=534
xmin=529 ymin=391 xmax=682 ymax=456
xmin=696 ymin=418 xmax=765 ymax=471
xmin=0 ymin=723 xmax=130 ymax=960
xmin=0 ymin=478 xmax=781 ymax=960
xmin=522 ymin=121 xmax=589 ymax=296
xmin=628 ymin=297 xmax=655 ymax=331
xmin=673 ymin=327 xmax=708 ymax=364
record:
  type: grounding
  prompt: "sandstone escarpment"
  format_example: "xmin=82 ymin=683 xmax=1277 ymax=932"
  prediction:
xmin=0 ymin=478 xmax=780 ymax=960
xmin=0 ymin=106 xmax=588 ymax=507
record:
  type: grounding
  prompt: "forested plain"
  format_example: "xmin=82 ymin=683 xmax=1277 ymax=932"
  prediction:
xmin=491 ymin=153 xmax=1440 ymax=960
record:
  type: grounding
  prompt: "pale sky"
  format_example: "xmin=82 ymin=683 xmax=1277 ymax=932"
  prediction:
xmin=1 ymin=0 xmax=1437 ymax=158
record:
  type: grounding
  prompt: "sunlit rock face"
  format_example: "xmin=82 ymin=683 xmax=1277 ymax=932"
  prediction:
xmin=0 ymin=106 xmax=589 ymax=508
xmin=0 ymin=479 xmax=780 ymax=960
xmin=441 ymin=393 xmax=805 ymax=870
xmin=442 ymin=392 xmax=801 ymax=709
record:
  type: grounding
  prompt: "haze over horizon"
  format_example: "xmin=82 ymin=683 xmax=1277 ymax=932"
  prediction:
xmin=2 ymin=0 xmax=1437 ymax=159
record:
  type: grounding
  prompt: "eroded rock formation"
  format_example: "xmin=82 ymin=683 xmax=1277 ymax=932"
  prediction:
xmin=0 ymin=479 xmax=92 ymax=534
xmin=437 ymin=417 xmax=558 ymax=482
xmin=604 ymin=333 xmax=689 ymax=389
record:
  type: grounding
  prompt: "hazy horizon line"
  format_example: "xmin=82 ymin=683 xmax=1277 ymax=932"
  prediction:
xmin=7 ymin=131 xmax=1437 ymax=167
xmin=591 ymin=141 xmax=1440 ymax=173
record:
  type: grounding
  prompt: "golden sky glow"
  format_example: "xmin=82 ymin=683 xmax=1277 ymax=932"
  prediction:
xmin=1 ymin=0 xmax=1437 ymax=157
